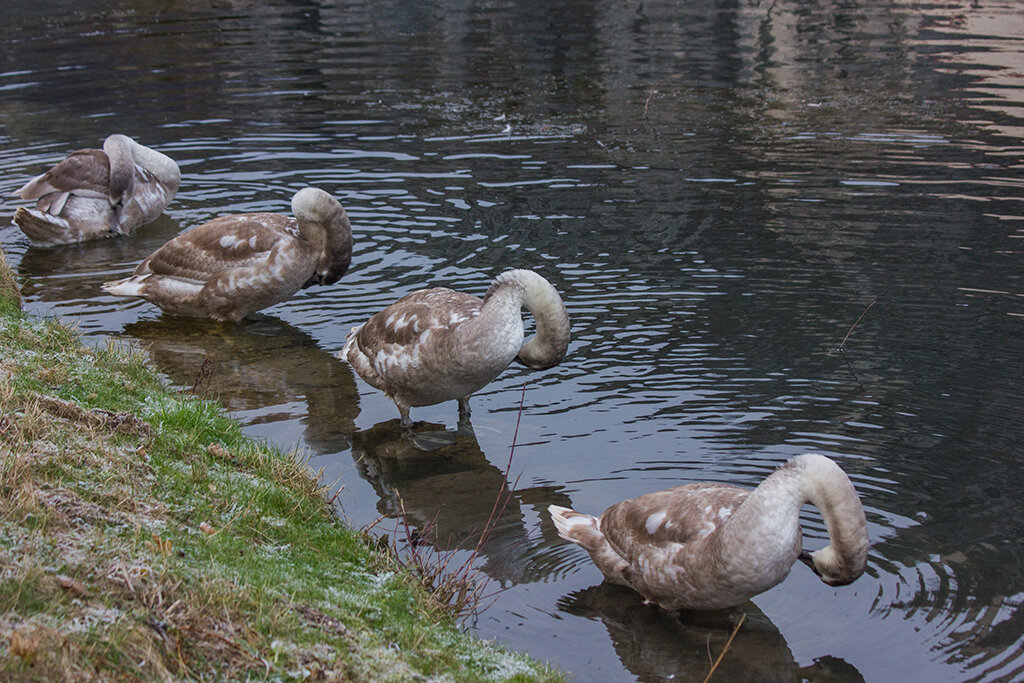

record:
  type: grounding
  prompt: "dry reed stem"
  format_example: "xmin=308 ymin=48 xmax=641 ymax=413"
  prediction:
xmin=642 ymin=72 xmax=687 ymax=120
xmin=838 ymin=299 xmax=877 ymax=351
xmin=702 ymin=612 xmax=746 ymax=683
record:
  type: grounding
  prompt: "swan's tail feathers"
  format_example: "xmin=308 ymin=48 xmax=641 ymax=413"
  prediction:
xmin=549 ymin=505 xmax=633 ymax=587
xmin=102 ymin=275 xmax=148 ymax=298
xmin=339 ymin=324 xmax=387 ymax=392
xmin=13 ymin=207 xmax=75 ymax=246
xmin=549 ymin=505 xmax=602 ymax=549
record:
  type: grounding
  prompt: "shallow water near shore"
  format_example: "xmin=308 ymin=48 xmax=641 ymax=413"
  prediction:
xmin=2 ymin=1 xmax=1023 ymax=680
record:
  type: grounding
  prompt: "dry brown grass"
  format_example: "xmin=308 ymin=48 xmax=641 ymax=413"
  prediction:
xmin=0 ymin=248 xmax=20 ymax=310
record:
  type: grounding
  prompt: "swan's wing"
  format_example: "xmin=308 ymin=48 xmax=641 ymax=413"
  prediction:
xmin=140 ymin=213 xmax=293 ymax=282
xmin=16 ymin=149 xmax=111 ymax=202
xmin=599 ymin=483 xmax=750 ymax=559
xmin=353 ymin=288 xmax=482 ymax=359
xmin=347 ymin=288 xmax=484 ymax=402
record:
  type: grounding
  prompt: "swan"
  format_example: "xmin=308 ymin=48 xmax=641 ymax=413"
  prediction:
xmin=341 ymin=268 xmax=570 ymax=428
xmin=12 ymin=134 xmax=180 ymax=246
xmin=102 ymin=187 xmax=352 ymax=323
xmin=549 ymin=453 xmax=869 ymax=611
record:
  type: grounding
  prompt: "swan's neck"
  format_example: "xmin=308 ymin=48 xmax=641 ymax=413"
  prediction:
xmin=102 ymin=135 xmax=137 ymax=203
xmin=313 ymin=210 xmax=353 ymax=285
xmin=112 ymin=135 xmax=181 ymax=191
xmin=717 ymin=454 xmax=868 ymax=585
xmin=477 ymin=269 xmax=570 ymax=370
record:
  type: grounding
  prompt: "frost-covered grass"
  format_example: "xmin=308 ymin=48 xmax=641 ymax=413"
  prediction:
xmin=0 ymin=249 xmax=562 ymax=682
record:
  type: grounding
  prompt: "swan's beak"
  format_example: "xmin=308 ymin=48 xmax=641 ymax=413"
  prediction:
xmin=798 ymin=550 xmax=822 ymax=578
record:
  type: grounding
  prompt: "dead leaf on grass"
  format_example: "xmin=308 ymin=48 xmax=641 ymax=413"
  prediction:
xmin=56 ymin=574 xmax=87 ymax=597
xmin=149 ymin=533 xmax=173 ymax=556
xmin=9 ymin=626 xmax=40 ymax=660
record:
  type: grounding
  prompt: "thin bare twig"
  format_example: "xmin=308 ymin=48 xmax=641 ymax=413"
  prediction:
xmin=190 ymin=358 xmax=213 ymax=397
xmin=702 ymin=612 xmax=746 ymax=683
xmin=836 ymin=299 xmax=876 ymax=389
xmin=838 ymin=299 xmax=877 ymax=351
xmin=643 ymin=72 xmax=687 ymax=120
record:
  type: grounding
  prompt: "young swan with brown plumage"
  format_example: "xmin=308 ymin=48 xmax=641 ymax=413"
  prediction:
xmin=549 ymin=453 xmax=869 ymax=610
xmin=342 ymin=269 xmax=570 ymax=428
xmin=102 ymin=187 xmax=352 ymax=323
xmin=13 ymin=134 xmax=180 ymax=246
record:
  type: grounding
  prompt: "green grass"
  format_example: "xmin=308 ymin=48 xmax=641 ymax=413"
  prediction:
xmin=0 ymin=248 xmax=563 ymax=682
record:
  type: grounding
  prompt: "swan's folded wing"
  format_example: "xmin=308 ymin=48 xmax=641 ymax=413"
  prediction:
xmin=142 ymin=213 xmax=291 ymax=282
xmin=599 ymin=483 xmax=750 ymax=559
xmin=355 ymin=288 xmax=482 ymax=353
xmin=17 ymin=149 xmax=112 ymax=201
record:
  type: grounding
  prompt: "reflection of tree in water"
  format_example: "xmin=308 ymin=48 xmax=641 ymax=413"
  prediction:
xmin=560 ymin=583 xmax=864 ymax=683
xmin=350 ymin=420 xmax=573 ymax=585
xmin=122 ymin=315 xmax=359 ymax=453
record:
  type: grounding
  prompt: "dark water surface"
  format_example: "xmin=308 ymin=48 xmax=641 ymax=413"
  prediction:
xmin=2 ymin=1 xmax=1023 ymax=680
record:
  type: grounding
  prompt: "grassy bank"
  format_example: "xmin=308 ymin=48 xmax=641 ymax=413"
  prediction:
xmin=0 ymin=248 xmax=562 ymax=682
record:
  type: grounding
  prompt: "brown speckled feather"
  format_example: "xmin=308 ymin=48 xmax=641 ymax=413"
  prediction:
xmin=600 ymin=483 xmax=749 ymax=554
xmin=18 ymin=148 xmax=112 ymax=200
xmin=350 ymin=288 xmax=486 ymax=405
xmin=139 ymin=214 xmax=294 ymax=282
xmin=355 ymin=288 xmax=482 ymax=354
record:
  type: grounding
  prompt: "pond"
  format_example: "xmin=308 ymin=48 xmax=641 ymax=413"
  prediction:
xmin=2 ymin=1 xmax=1023 ymax=680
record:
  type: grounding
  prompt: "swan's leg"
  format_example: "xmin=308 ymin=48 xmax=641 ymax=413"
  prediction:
xmin=397 ymin=402 xmax=413 ymax=429
xmin=456 ymin=397 xmax=474 ymax=437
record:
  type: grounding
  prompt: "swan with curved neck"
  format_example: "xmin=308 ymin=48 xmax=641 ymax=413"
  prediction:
xmin=102 ymin=187 xmax=352 ymax=323
xmin=342 ymin=268 xmax=570 ymax=428
xmin=13 ymin=134 xmax=180 ymax=246
xmin=549 ymin=453 xmax=869 ymax=610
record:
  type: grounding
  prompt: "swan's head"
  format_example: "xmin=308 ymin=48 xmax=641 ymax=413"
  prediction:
xmin=103 ymin=135 xmax=138 ymax=206
xmin=292 ymin=187 xmax=343 ymax=224
xmin=292 ymin=187 xmax=352 ymax=285
xmin=798 ymin=544 xmax=867 ymax=587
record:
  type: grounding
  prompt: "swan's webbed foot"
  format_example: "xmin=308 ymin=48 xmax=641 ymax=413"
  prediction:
xmin=455 ymin=411 xmax=475 ymax=439
xmin=409 ymin=430 xmax=458 ymax=452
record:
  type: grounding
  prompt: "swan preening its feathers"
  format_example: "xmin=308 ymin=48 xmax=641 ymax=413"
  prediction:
xmin=341 ymin=269 xmax=570 ymax=427
xmin=102 ymin=187 xmax=352 ymax=322
xmin=549 ymin=454 xmax=869 ymax=611
xmin=13 ymin=134 xmax=180 ymax=246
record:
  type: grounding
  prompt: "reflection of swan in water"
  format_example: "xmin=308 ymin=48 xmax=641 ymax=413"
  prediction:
xmin=122 ymin=315 xmax=360 ymax=453
xmin=560 ymin=583 xmax=864 ymax=682
xmin=11 ymin=214 xmax=180 ymax=304
xmin=550 ymin=454 xmax=869 ymax=610
xmin=350 ymin=420 xmax=573 ymax=584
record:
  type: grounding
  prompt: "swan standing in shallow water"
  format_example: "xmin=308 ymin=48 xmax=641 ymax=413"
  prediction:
xmin=13 ymin=134 xmax=180 ymax=246
xmin=342 ymin=269 xmax=570 ymax=429
xmin=103 ymin=187 xmax=352 ymax=323
xmin=550 ymin=453 xmax=869 ymax=611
